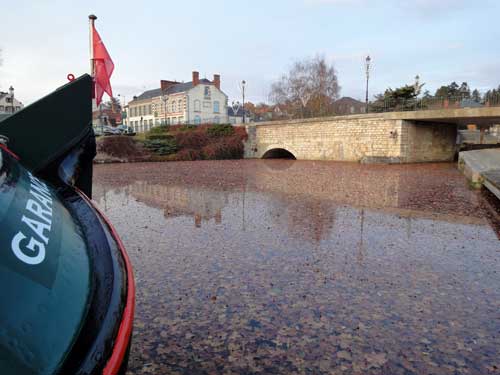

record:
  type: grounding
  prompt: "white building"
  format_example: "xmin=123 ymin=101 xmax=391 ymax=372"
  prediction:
xmin=125 ymin=71 xmax=229 ymax=133
xmin=0 ymin=87 xmax=24 ymax=115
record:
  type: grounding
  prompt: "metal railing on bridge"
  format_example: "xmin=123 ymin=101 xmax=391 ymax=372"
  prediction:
xmin=367 ymin=94 xmax=500 ymax=114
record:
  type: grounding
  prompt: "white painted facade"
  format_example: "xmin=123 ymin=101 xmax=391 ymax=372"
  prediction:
xmin=124 ymin=99 xmax=156 ymax=133
xmin=0 ymin=92 xmax=23 ymax=114
xmin=186 ymin=83 xmax=228 ymax=125
xmin=125 ymin=73 xmax=229 ymax=133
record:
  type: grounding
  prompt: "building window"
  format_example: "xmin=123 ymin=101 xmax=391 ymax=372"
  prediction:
xmin=148 ymin=105 xmax=152 ymax=115
xmin=213 ymin=101 xmax=220 ymax=113
xmin=0 ymin=106 xmax=4 ymax=112
xmin=194 ymin=100 xmax=201 ymax=112
xmin=194 ymin=115 xmax=201 ymax=125
xmin=149 ymin=119 xmax=153 ymax=126
xmin=172 ymin=101 xmax=176 ymax=112
xmin=214 ymin=116 xmax=220 ymax=124
xmin=204 ymin=86 xmax=211 ymax=99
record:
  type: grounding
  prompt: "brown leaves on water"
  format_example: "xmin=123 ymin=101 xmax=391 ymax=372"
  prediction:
xmin=93 ymin=161 xmax=500 ymax=375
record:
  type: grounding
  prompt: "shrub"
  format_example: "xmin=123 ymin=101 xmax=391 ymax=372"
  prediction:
xmin=143 ymin=138 xmax=177 ymax=156
xmin=234 ymin=126 xmax=248 ymax=141
xmin=202 ymin=135 xmax=244 ymax=160
xmin=207 ymin=124 xmax=234 ymax=138
xmin=179 ymin=124 xmax=197 ymax=131
xmin=148 ymin=125 xmax=168 ymax=135
xmin=174 ymin=130 xmax=210 ymax=149
xmin=146 ymin=133 xmax=174 ymax=141
xmin=139 ymin=123 xmax=248 ymax=161
xmin=97 ymin=136 xmax=142 ymax=158
xmin=175 ymin=148 xmax=203 ymax=161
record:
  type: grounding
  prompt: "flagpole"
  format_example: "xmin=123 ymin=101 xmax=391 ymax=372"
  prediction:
xmin=89 ymin=15 xmax=97 ymax=116
xmin=89 ymin=14 xmax=97 ymax=76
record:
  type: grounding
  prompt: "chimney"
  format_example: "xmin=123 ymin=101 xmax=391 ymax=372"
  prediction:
xmin=160 ymin=80 xmax=179 ymax=92
xmin=192 ymin=71 xmax=200 ymax=86
xmin=213 ymin=74 xmax=220 ymax=90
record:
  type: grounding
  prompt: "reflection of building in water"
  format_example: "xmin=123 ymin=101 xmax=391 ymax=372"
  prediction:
xmin=127 ymin=181 xmax=229 ymax=227
xmin=269 ymin=198 xmax=336 ymax=243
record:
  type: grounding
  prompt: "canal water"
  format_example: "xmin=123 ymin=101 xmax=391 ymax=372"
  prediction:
xmin=93 ymin=160 xmax=499 ymax=375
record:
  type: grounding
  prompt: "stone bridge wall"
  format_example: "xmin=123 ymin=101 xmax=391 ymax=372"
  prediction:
xmin=244 ymin=116 xmax=457 ymax=163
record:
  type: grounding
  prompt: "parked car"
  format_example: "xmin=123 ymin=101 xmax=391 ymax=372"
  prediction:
xmin=0 ymin=74 xmax=135 ymax=375
xmin=103 ymin=125 xmax=122 ymax=136
xmin=117 ymin=125 xmax=136 ymax=136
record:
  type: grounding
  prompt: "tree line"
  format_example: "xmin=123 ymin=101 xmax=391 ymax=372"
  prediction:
xmin=369 ymin=80 xmax=500 ymax=112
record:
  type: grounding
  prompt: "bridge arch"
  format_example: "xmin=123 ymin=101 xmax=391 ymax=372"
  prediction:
xmin=262 ymin=148 xmax=297 ymax=160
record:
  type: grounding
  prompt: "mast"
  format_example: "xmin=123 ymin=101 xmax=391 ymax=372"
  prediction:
xmin=89 ymin=14 xmax=97 ymax=76
xmin=89 ymin=15 xmax=97 ymax=114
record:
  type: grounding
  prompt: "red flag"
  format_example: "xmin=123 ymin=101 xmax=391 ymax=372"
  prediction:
xmin=92 ymin=24 xmax=114 ymax=106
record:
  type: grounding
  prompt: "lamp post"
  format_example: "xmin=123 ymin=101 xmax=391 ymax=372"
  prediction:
xmin=8 ymin=86 xmax=14 ymax=113
xmin=414 ymin=75 xmax=420 ymax=110
xmin=241 ymin=80 xmax=246 ymax=123
xmin=162 ymin=94 xmax=168 ymax=126
xmin=117 ymin=93 xmax=126 ymax=125
xmin=365 ymin=56 xmax=371 ymax=113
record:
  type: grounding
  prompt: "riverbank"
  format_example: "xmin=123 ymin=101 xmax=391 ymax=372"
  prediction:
xmin=95 ymin=124 xmax=247 ymax=164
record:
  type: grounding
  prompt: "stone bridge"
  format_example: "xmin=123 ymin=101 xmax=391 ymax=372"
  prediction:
xmin=244 ymin=107 xmax=500 ymax=163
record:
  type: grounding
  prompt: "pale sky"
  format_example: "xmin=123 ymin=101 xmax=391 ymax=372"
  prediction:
xmin=1 ymin=0 xmax=499 ymax=106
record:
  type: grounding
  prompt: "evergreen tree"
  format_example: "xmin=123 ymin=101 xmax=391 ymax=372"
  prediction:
xmin=471 ymin=89 xmax=481 ymax=102
xmin=370 ymin=82 xmax=423 ymax=112
xmin=459 ymin=82 xmax=471 ymax=98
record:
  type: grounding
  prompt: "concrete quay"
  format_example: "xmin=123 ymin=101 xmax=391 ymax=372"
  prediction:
xmin=459 ymin=148 xmax=500 ymax=198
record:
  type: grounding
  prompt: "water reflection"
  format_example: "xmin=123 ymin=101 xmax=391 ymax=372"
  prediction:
xmin=92 ymin=160 xmax=499 ymax=375
xmin=93 ymin=160 xmax=487 ymax=238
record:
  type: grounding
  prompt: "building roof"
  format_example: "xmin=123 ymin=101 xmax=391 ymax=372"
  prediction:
xmin=135 ymin=88 xmax=162 ymax=101
xmin=227 ymin=107 xmax=248 ymax=117
xmin=334 ymin=97 xmax=365 ymax=106
xmin=132 ymin=79 xmax=214 ymax=102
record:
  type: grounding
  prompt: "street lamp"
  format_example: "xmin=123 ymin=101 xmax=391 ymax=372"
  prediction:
xmin=365 ymin=56 xmax=371 ymax=113
xmin=162 ymin=94 xmax=168 ymax=126
xmin=414 ymin=75 xmax=420 ymax=96
xmin=8 ymin=86 xmax=14 ymax=113
xmin=240 ymin=80 xmax=246 ymax=123
xmin=117 ymin=94 xmax=126 ymax=125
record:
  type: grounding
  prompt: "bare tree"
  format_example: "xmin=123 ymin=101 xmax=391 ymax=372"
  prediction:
xmin=270 ymin=55 xmax=340 ymax=119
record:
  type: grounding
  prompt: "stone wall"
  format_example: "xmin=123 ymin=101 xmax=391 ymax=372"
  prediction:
xmin=244 ymin=116 xmax=457 ymax=163
xmin=401 ymin=121 xmax=457 ymax=163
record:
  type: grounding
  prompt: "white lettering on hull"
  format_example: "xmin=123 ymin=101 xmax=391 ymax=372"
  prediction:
xmin=11 ymin=173 xmax=54 ymax=265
